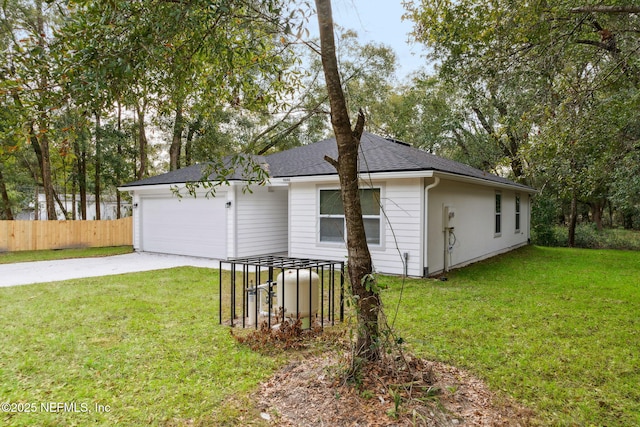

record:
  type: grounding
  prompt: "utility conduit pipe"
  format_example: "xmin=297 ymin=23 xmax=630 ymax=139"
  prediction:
xmin=423 ymin=176 xmax=440 ymax=277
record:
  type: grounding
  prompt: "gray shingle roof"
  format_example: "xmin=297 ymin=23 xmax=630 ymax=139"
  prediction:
xmin=120 ymin=155 xmax=268 ymax=187
xmin=121 ymin=132 xmax=532 ymax=190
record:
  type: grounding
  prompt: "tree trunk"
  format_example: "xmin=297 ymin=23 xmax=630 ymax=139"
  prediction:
xmin=71 ymin=186 xmax=77 ymax=220
xmin=0 ymin=167 xmax=14 ymax=220
xmin=94 ymin=112 xmax=102 ymax=220
xmin=185 ymin=117 xmax=200 ymax=167
xmin=315 ymin=0 xmax=380 ymax=361
xmin=591 ymin=200 xmax=604 ymax=231
xmin=53 ymin=189 xmax=69 ymax=219
xmin=31 ymin=126 xmax=57 ymax=221
xmin=568 ymin=192 xmax=578 ymax=247
xmin=34 ymin=186 xmax=39 ymax=220
xmin=135 ymin=102 xmax=149 ymax=179
xmin=116 ymin=102 xmax=123 ymax=219
xmin=169 ymin=102 xmax=184 ymax=171
xmin=74 ymin=134 xmax=88 ymax=220
xmin=34 ymin=0 xmax=56 ymax=221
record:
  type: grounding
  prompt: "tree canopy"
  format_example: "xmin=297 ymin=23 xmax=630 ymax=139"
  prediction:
xmin=0 ymin=0 xmax=638 ymax=237
xmin=404 ymin=0 xmax=640 ymax=239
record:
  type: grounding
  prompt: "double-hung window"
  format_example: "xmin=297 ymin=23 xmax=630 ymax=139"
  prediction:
xmin=495 ymin=192 xmax=502 ymax=235
xmin=515 ymin=194 xmax=521 ymax=232
xmin=319 ymin=188 xmax=381 ymax=245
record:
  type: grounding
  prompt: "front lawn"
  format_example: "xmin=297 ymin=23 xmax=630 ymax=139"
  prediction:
xmin=0 ymin=267 xmax=282 ymax=426
xmin=0 ymin=246 xmax=133 ymax=264
xmin=383 ymin=246 xmax=640 ymax=426
xmin=1 ymin=246 xmax=638 ymax=426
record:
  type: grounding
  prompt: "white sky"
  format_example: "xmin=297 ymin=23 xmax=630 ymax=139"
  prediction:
xmin=329 ymin=0 xmax=431 ymax=80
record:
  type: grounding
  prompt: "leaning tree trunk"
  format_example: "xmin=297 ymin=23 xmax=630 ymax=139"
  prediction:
xmin=30 ymin=125 xmax=56 ymax=220
xmin=315 ymin=0 xmax=381 ymax=361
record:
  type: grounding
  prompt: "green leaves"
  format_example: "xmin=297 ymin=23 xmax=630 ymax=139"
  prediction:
xmin=405 ymin=0 xmax=640 ymax=229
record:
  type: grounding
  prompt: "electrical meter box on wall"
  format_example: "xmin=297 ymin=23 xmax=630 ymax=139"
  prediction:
xmin=443 ymin=205 xmax=456 ymax=229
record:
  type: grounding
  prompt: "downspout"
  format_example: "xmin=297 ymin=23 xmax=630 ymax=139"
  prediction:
xmin=423 ymin=176 xmax=440 ymax=277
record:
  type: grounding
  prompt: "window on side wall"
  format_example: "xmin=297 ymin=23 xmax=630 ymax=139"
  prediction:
xmin=495 ymin=191 xmax=502 ymax=235
xmin=319 ymin=188 xmax=381 ymax=245
xmin=515 ymin=193 xmax=521 ymax=232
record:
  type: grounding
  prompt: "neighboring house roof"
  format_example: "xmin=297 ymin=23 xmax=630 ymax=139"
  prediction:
xmin=121 ymin=132 xmax=533 ymax=191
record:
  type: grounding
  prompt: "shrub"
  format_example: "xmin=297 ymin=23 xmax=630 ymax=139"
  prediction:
xmin=536 ymin=225 xmax=640 ymax=250
xmin=531 ymin=195 xmax=560 ymax=246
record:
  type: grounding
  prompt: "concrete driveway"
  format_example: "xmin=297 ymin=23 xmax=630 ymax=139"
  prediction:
xmin=0 ymin=252 xmax=217 ymax=287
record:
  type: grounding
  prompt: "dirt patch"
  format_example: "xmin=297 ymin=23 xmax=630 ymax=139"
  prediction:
xmin=258 ymin=352 xmax=534 ymax=426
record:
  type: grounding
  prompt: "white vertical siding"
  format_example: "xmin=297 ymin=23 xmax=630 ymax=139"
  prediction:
xmin=235 ymin=185 xmax=288 ymax=257
xmin=427 ymin=180 xmax=530 ymax=275
xmin=289 ymin=178 xmax=424 ymax=276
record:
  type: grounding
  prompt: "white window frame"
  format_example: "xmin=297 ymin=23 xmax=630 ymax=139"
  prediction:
xmin=495 ymin=191 xmax=502 ymax=236
xmin=318 ymin=187 xmax=382 ymax=246
xmin=515 ymin=193 xmax=521 ymax=233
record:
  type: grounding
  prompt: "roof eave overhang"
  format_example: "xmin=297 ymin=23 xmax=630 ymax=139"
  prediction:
xmin=117 ymin=179 xmax=288 ymax=194
xmin=119 ymin=171 xmax=535 ymax=193
xmin=432 ymin=171 xmax=537 ymax=193
xmin=273 ymin=170 xmax=535 ymax=192
xmin=271 ymin=170 xmax=436 ymax=184
xmin=117 ymin=182 xmax=228 ymax=194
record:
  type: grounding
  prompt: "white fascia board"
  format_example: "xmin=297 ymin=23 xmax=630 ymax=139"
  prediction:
xmin=117 ymin=184 xmax=176 ymax=193
xmin=118 ymin=179 xmax=288 ymax=194
xmin=118 ymin=170 xmax=534 ymax=193
xmin=117 ymin=182 xmax=229 ymax=195
xmin=274 ymin=170 xmax=433 ymax=184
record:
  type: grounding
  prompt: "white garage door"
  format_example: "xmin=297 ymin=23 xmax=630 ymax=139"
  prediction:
xmin=140 ymin=194 xmax=227 ymax=258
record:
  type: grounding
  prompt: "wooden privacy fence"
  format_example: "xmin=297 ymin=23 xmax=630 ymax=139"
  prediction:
xmin=0 ymin=217 xmax=132 ymax=252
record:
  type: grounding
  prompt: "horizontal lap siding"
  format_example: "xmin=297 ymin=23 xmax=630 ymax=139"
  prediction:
xmin=374 ymin=179 xmax=422 ymax=275
xmin=236 ymin=186 xmax=288 ymax=257
xmin=290 ymin=179 xmax=423 ymax=276
xmin=427 ymin=180 xmax=530 ymax=275
xmin=289 ymin=182 xmax=320 ymax=257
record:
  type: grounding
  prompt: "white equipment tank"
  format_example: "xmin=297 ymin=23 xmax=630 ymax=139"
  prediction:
xmin=276 ymin=269 xmax=319 ymax=327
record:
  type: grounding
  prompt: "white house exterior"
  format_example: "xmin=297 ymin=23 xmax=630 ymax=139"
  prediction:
xmin=120 ymin=133 xmax=534 ymax=277
xmin=126 ymin=183 xmax=288 ymax=259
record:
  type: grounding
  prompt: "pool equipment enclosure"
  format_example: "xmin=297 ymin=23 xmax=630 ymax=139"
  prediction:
xmin=219 ymin=255 xmax=345 ymax=329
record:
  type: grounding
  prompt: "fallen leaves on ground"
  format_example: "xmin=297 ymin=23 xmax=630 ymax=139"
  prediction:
xmin=257 ymin=352 xmax=534 ymax=426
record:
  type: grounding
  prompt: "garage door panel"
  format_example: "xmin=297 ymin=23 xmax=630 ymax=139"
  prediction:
xmin=140 ymin=194 xmax=227 ymax=258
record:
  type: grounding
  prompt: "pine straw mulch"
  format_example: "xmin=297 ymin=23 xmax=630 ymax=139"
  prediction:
xmin=232 ymin=322 xmax=535 ymax=426
xmin=257 ymin=353 xmax=535 ymax=426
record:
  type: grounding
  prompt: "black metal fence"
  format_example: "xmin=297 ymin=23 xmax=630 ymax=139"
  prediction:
xmin=219 ymin=255 xmax=344 ymax=329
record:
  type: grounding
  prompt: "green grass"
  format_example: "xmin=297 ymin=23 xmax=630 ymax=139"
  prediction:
xmin=0 ymin=267 xmax=283 ymax=426
xmin=382 ymin=246 xmax=640 ymax=426
xmin=0 ymin=246 xmax=133 ymax=264
xmin=2 ymin=246 xmax=639 ymax=426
